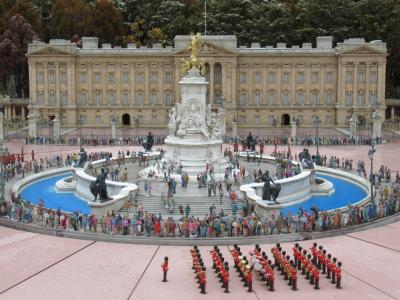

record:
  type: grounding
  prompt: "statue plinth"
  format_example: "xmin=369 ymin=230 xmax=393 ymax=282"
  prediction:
xmin=164 ymin=67 xmax=227 ymax=175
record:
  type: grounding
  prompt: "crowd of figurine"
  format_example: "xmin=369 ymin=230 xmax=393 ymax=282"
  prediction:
xmin=187 ymin=242 xmax=342 ymax=294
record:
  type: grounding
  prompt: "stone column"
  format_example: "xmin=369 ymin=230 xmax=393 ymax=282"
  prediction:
xmin=209 ymin=62 xmax=214 ymax=104
xmin=349 ymin=114 xmax=357 ymax=139
xmin=291 ymin=120 xmax=297 ymax=139
xmin=391 ymin=107 xmax=395 ymax=120
xmin=232 ymin=118 xmax=237 ymax=139
xmin=11 ymin=105 xmax=15 ymax=118
xmin=53 ymin=117 xmax=60 ymax=139
xmin=21 ymin=106 xmax=26 ymax=120
xmin=28 ymin=114 xmax=37 ymax=138
xmin=0 ymin=112 xmax=4 ymax=141
xmin=372 ymin=110 xmax=382 ymax=139
xmin=111 ymin=119 xmax=117 ymax=140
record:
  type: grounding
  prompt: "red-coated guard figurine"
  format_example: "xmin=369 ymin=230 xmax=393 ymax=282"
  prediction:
xmin=162 ymin=256 xmax=169 ymax=282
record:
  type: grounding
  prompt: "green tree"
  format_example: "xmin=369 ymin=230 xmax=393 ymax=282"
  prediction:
xmin=0 ymin=14 xmax=37 ymax=97
xmin=30 ymin=0 xmax=53 ymax=41
xmin=4 ymin=0 xmax=43 ymax=38
xmin=48 ymin=0 xmax=93 ymax=40
xmin=91 ymin=0 xmax=124 ymax=44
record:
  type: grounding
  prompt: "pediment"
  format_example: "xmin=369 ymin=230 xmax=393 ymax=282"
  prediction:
xmin=175 ymin=42 xmax=235 ymax=56
xmin=341 ymin=45 xmax=385 ymax=55
xmin=28 ymin=46 xmax=73 ymax=56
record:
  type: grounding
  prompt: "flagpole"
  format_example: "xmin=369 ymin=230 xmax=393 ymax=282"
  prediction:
xmin=204 ymin=0 xmax=207 ymax=36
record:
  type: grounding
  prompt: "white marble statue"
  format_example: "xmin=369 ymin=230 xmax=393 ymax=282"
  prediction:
xmin=168 ymin=107 xmax=177 ymax=136
xmin=210 ymin=112 xmax=222 ymax=139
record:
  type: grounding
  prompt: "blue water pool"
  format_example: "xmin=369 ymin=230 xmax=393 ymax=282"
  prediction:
xmin=20 ymin=173 xmax=91 ymax=214
xmin=280 ymin=173 xmax=367 ymax=215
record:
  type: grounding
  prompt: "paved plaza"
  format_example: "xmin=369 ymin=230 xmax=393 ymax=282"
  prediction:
xmin=0 ymin=222 xmax=399 ymax=300
xmin=0 ymin=140 xmax=399 ymax=299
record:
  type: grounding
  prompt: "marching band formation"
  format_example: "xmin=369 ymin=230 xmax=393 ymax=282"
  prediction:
xmin=177 ymin=242 xmax=343 ymax=294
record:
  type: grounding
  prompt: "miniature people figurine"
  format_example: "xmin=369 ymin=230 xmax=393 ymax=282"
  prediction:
xmin=247 ymin=266 xmax=253 ymax=292
xmin=162 ymin=256 xmax=169 ymax=282
xmin=335 ymin=262 xmax=342 ymax=289
xmin=314 ymin=267 xmax=320 ymax=289
xmin=199 ymin=267 xmax=207 ymax=294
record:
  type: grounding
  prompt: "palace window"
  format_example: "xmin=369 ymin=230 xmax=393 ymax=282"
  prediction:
xmin=255 ymin=92 xmax=261 ymax=106
xmin=37 ymin=71 xmax=44 ymax=83
xmin=61 ymin=92 xmax=68 ymax=106
xmin=49 ymin=91 xmax=56 ymax=106
xmin=239 ymin=72 xmax=247 ymax=83
xmin=150 ymin=72 xmax=158 ymax=84
xmin=37 ymin=93 xmax=45 ymax=106
xmin=268 ymin=91 xmax=275 ymax=105
xmin=151 ymin=115 xmax=157 ymax=125
xmin=95 ymin=116 xmax=101 ymax=125
xmin=239 ymin=92 xmax=247 ymax=105
xmin=296 ymin=72 xmax=304 ymax=83
xmin=122 ymin=93 xmax=129 ymax=105
xmin=255 ymin=72 xmax=261 ymax=84
xmin=345 ymin=92 xmax=353 ymax=106
xmin=369 ymin=91 xmax=377 ymax=105
xmin=370 ymin=71 xmax=378 ymax=83
xmin=164 ymin=93 xmax=172 ymax=105
xmin=282 ymin=72 xmax=290 ymax=83
xmin=79 ymin=72 xmax=87 ymax=83
xmin=311 ymin=72 xmax=319 ymax=84
xmin=108 ymin=72 xmax=115 ymax=83
xmin=164 ymin=71 xmax=172 ymax=83
xmin=297 ymin=91 xmax=305 ymax=105
xmin=268 ymin=72 xmax=276 ymax=83
xmin=151 ymin=92 xmax=157 ymax=105
xmin=357 ymin=70 xmax=365 ymax=83
xmin=48 ymin=70 xmax=56 ymax=83
xmin=94 ymin=73 xmax=101 ymax=83
xmin=326 ymin=71 xmax=333 ymax=83
xmin=79 ymin=92 xmax=88 ymax=106
xmin=255 ymin=116 xmax=260 ymax=125
xmin=239 ymin=115 xmax=246 ymax=125
xmin=122 ymin=72 xmax=129 ymax=84
xmin=108 ymin=92 xmax=116 ymax=105
xmin=136 ymin=92 xmax=144 ymax=105
xmin=95 ymin=92 xmax=101 ymax=106
xmin=136 ymin=73 xmax=144 ymax=83
xmin=268 ymin=115 xmax=275 ymax=125
xmin=357 ymin=90 xmax=365 ymax=105
xmin=60 ymin=71 xmax=67 ymax=83
xmin=325 ymin=91 xmax=333 ymax=105
xmin=345 ymin=71 xmax=353 ymax=83
xmin=282 ymin=93 xmax=289 ymax=106
xmin=311 ymin=91 xmax=319 ymax=106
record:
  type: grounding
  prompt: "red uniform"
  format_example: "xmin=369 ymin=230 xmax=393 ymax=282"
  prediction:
xmin=162 ymin=261 xmax=168 ymax=272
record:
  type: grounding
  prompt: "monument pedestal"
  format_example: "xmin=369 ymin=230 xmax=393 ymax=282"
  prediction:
xmin=372 ymin=111 xmax=382 ymax=140
xmin=53 ymin=118 xmax=60 ymax=139
xmin=0 ymin=112 xmax=4 ymax=141
xmin=111 ymin=121 xmax=116 ymax=140
xmin=164 ymin=67 xmax=228 ymax=175
xmin=28 ymin=114 xmax=37 ymax=138
xmin=291 ymin=121 xmax=297 ymax=139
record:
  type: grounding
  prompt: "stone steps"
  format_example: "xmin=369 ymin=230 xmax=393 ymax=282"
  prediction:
xmin=121 ymin=195 xmax=245 ymax=219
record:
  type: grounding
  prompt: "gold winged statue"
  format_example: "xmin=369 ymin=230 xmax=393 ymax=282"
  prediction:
xmin=182 ymin=32 xmax=205 ymax=75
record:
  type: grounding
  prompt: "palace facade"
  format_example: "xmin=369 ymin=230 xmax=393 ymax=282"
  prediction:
xmin=26 ymin=35 xmax=387 ymax=136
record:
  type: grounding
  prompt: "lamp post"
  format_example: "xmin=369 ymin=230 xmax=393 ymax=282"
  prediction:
xmin=368 ymin=100 xmax=379 ymax=203
xmin=313 ymin=115 xmax=321 ymax=165
xmin=368 ymin=143 xmax=375 ymax=203
xmin=0 ymin=141 xmax=5 ymax=206
xmin=79 ymin=114 xmax=83 ymax=149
